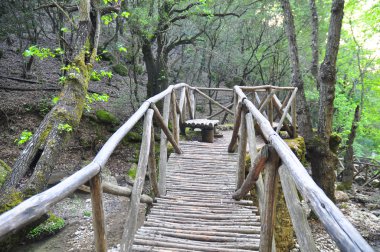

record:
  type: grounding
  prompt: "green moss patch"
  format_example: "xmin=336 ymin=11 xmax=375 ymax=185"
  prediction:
xmin=112 ymin=63 xmax=128 ymax=76
xmin=26 ymin=213 xmax=65 ymax=241
xmin=284 ymin=136 xmax=307 ymax=165
xmin=95 ymin=109 xmax=120 ymax=125
xmin=0 ymin=190 xmax=23 ymax=214
xmin=0 ymin=159 xmax=11 ymax=187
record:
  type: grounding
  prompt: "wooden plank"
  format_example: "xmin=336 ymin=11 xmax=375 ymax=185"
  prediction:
xmin=278 ymin=165 xmax=317 ymax=252
xmin=90 ymin=173 xmax=107 ymax=252
xmin=260 ymin=146 xmax=279 ymax=252
xmin=120 ymin=109 xmax=154 ymax=252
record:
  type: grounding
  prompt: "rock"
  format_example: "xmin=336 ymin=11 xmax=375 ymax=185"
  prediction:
xmin=354 ymin=176 xmax=366 ymax=185
xmin=371 ymin=210 xmax=380 ymax=217
xmin=370 ymin=179 xmax=380 ymax=188
xmin=335 ymin=190 xmax=349 ymax=202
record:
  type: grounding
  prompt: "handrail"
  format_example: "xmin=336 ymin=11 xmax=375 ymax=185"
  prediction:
xmin=231 ymin=85 xmax=374 ymax=252
xmin=0 ymin=83 xmax=233 ymax=251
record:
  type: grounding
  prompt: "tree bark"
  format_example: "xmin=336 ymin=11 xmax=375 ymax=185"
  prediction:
xmin=341 ymin=105 xmax=360 ymax=188
xmin=311 ymin=0 xmax=345 ymax=202
xmin=1 ymin=0 xmax=106 ymax=206
xmin=280 ymin=0 xmax=313 ymax=142
xmin=309 ymin=0 xmax=320 ymax=90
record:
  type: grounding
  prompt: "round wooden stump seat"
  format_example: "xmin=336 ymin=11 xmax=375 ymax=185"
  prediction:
xmin=184 ymin=119 xmax=219 ymax=143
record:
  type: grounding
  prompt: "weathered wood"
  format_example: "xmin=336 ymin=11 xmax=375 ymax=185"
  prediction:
xmin=0 ymin=161 xmax=100 ymax=238
xmin=260 ymin=146 xmax=279 ymax=252
xmin=90 ymin=173 xmax=107 ymax=252
xmin=236 ymin=109 xmax=248 ymax=189
xmin=151 ymin=103 xmax=182 ymax=154
xmin=291 ymin=93 xmax=297 ymax=138
xmin=121 ymin=109 xmax=154 ymax=252
xmin=207 ymin=103 xmax=233 ymax=119
xmin=194 ymin=88 xmax=234 ymax=115
xmin=273 ymin=94 xmax=292 ymax=123
xmin=185 ymin=88 xmax=194 ymax=119
xmin=240 ymin=85 xmax=296 ymax=91
xmin=171 ymin=91 xmax=180 ymax=143
xmin=235 ymin=85 xmax=373 ymax=252
xmin=228 ymin=101 xmax=243 ymax=153
xmin=268 ymin=87 xmax=274 ymax=126
xmin=194 ymin=87 xmax=233 ymax=92
xmin=148 ymin=125 xmax=160 ymax=197
xmin=158 ymin=94 xmax=171 ymax=195
xmin=79 ymin=181 xmax=153 ymax=204
xmin=259 ymin=90 xmax=276 ymax=113
xmin=276 ymin=88 xmax=297 ymax=134
xmin=246 ymin=113 xmax=258 ymax=158
xmin=278 ymin=165 xmax=317 ymax=252
xmin=179 ymin=87 xmax=187 ymax=126
xmin=189 ymin=89 xmax=195 ymax=119
xmin=233 ymin=145 xmax=269 ymax=200
xmin=184 ymin=119 xmax=219 ymax=129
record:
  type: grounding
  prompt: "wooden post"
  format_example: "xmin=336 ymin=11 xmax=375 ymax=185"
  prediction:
xmin=158 ymin=94 xmax=170 ymax=195
xmin=291 ymin=93 xmax=297 ymax=138
xmin=236 ymin=108 xmax=248 ymax=190
xmin=276 ymin=88 xmax=297 ymax=135
xmin=185 ymin=88 xmax=194 ymax=119
xmin=260 ymin=146 xmax=279 ymax=252
xmin=121 ymin=109 xmax=153 ymax=252
xmin=278 ymin=165 xmax=317 ymax=252
xmin=228 ymin=102 xmax=243 ymax=153
xmin=190 ymin=89 xmax=196 ymax=119
xmin=268 ymin=87 xmax=273 ymax=126
xmin=151 ymin=104 xmax=182 ymax=154
xmin=148 ymin=124 xmax=160 ymax=197
xmin=90 ymin=173 xmax=107 ymax=252
xmin=171 ymin=91 xmax=180 ymax=143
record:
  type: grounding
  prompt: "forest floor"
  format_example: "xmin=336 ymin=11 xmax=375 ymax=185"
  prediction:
xmin=0 ymin=42 xmax=379 ymax=251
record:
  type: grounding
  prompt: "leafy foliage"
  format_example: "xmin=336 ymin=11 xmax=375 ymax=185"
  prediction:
xmin=15 ymin=130 xmax=33 ymax=146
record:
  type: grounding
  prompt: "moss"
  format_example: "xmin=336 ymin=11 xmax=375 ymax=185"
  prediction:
xmin=0 ymin=159 xmax=11 ymax=187
xmin=112 ymin=63 xmax=128 ymax=76
xmin=336 ymin=182 xmax=351 ymax=191
xmin=0 ymin=190 xmax=23 ymax=214
xmin=167 ymin=143 xmax=174 ymax=158
xmin=329 ymin=133 xmax=342 ymax=154
xmin=284 ymin=136 xmax=307 ymax=165
xmin=100 ymin=51 xmax=116 ymax=62
xmin=125 ymin=132 xmax=143 ymax=142
xmin=95 ymin=109 xmax=120 ymax=125
xmin=26 ymin=212 xmax=65 ymax=241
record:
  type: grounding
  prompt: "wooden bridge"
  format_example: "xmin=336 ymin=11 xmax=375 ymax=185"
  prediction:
xmin=0 ymin=84 xmax=375 ymax=252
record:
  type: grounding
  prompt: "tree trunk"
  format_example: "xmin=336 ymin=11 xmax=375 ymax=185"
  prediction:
xmin=309 ymin=0 xmax=320 ymax=90
xmin=0 ymin=0 xmax=101 ymax=207
xmin=341 ymin=105 xmax=360 ymax=188
xmin=280 ymin=0 xmax=313 ymax=142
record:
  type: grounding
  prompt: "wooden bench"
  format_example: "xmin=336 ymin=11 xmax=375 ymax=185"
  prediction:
xmin=184 ymin=119 xmax=219 ymax=143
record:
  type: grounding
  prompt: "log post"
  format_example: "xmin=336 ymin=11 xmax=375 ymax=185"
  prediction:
xmin=291 ymin=93 xmax=297 ymax=138
xmin=121 ymin=109 xmax=153 ymax=252
xmin=228 ymin=102 xmax=243 ymax=153
xmin=268 ymin=87 xmax=274 ymax=126
xmin=179 ymin=87 xmax=187 ymax=135
xmin=90 ymin=173 xmax=107 ymax=252
xmin=158 ymin=94 xmax=171 ymax=195
xmin=260 ymin=146 xmax=279 ymax=252
xmin=276 ymin=88 xmax=297 ymax=135
xmin=171 ymin=91 xmax=180 ymax=143
xmin=236 ymin=108 xmax=248 ymax=190
xmin=278 ymin=165 xmax=317 ymax=252
xmin=148 ymin=124 xmax=160 ymax=197
xmin=190 ymin=89 xmax=195 ymax=119
xmin=185 ymin=88 xmax=194 ymax=119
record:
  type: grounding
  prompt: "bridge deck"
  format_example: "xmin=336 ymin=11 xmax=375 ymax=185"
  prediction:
xmin=132 ymin=136 xmax=260 ymax=251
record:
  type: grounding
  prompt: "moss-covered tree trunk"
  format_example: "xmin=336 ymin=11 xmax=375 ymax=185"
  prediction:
xmin=0 ymin=0 xmax=102 ymax=209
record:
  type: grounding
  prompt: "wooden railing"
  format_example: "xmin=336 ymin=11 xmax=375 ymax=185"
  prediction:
xmin=230 ymin=85 xmax=374 ymax=252
xmin=0 ymin=83 xmax=233 ymax=252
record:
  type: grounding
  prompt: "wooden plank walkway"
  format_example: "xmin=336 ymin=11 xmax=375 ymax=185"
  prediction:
xmin=132 ymin=136 xmax=260 ymax=251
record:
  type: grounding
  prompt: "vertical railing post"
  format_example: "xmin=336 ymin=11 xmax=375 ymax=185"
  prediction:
xmin=148 ymin=124 xmax=160 ymax=197
xmin=260 ymin=146 xmax=279 ymax=252
xmin=121 ymin=109 xmax=154 ymax=252
xmin=291 ymin=90 xmax=297 ymax=138
xmin=171 ymin=91 xmax=179 ymax=143
xmin=268 ymin=87 xmax=274 ymax=126
xmin=90 ymin=173 xmax=107 ymax=252
xmin=236 ymin=108 xmax=248 ymax=190
xmin=190 ymin=89 xmax=195 ymax=119
xmin=158 ymin=94 xmax=171 ymax=195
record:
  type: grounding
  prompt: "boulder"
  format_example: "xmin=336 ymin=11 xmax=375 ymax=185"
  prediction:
xmin=335 ymin=190 xmax=349 ymax=203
